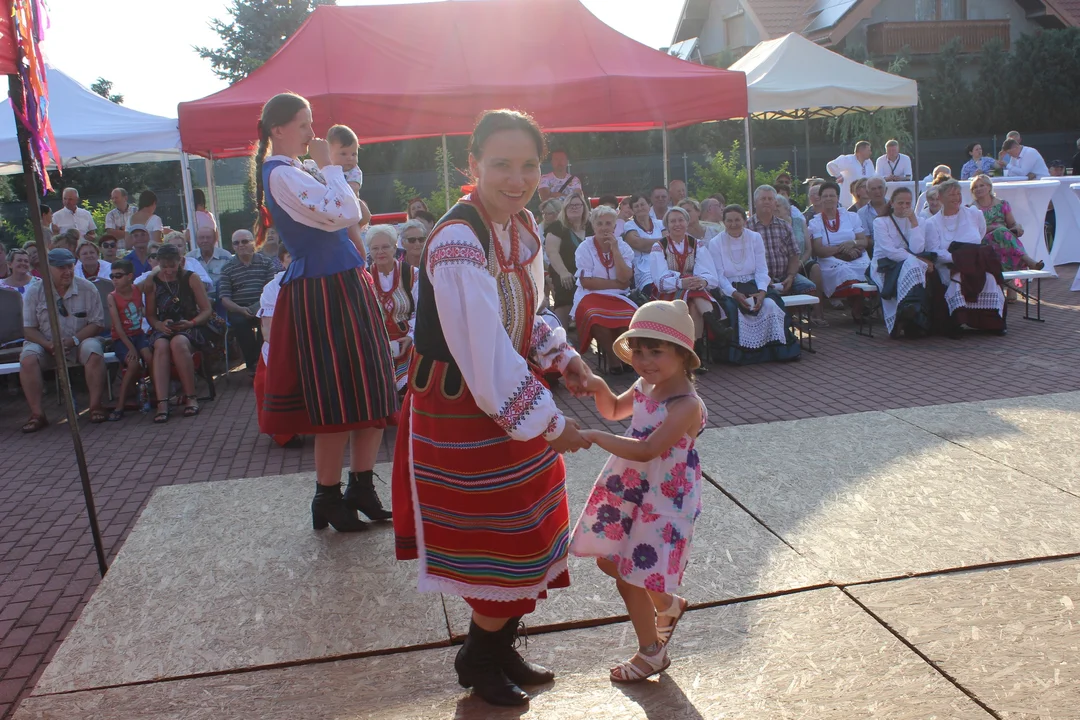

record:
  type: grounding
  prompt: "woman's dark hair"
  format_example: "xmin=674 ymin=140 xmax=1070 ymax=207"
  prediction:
xmin=40 ymin=204 xmax=51 ymax=217
xmin=628 ymin=336 xmax=696 ymax=382
xmin=597 ymin=194 xmax=619 ymax=208
xmin=137 ymin=190 xmax=157 ymax=210
xmin=193 ymin=188 xmax=206 ymax=208
xmin=817 ymin=181 xmax=841 ymax=198
xmin=156 ymin=243 xmax=181 ymax=261
xmin=886 ymin=186 xmax=913 ymax=215
xmin=468 ymin=109 xmax=546 ymax=160
xmin=722 ymin=203 xmax=747 ymax=221
xmin=113 ymin=259 xmax=134 ymax=275
xmin=327 ymin=124 xmax=359 ymax=147
xmin=966 ymin=142 xmax=980 ymax=157
xmin=627 ymin=193 xmax=649 ymax=211
xmin=253 ymin=93 xmax=312 ymax=247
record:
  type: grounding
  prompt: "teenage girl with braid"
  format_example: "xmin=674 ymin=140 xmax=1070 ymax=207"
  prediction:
xmin=254 ymin=93 xmax=397 ymax=532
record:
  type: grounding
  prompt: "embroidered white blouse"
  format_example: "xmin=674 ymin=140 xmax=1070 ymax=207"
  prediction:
xmin=257 ymin=270 xmax=286 ymax=363
xmin=572 ymin=236 xmax=636 ymax=316
xmin=374 ymin=264 xmax=419 ymax=336
xmin=922 ymin=205 xmax=986 ymax=263
xmin=705 ymin=229 xmax=770 ymax=296
xmin=425 ymin=216 xmax=577 ymax=443
xmin=622 ymin=216 xmax=665 ymax=290
xmin=873 ymin=215 xmax=926 ymax=261
xmin=648 ymin=237 xmax=719 ymax=294
xmin=266 ymin=155 xmax=362 ymax=231
xmin=807 ymin=210 xmax=866 ymax=268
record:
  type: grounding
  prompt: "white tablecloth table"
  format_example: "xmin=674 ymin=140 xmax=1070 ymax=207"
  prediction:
xmin=1071 ymin=183 xmax=1080 ymax=291
xmin=990 ymin=180 xmax=1056 ymax=271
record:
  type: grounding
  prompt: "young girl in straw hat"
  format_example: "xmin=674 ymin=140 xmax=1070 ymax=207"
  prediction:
xmin=570 ymin=299 xmax=706 ymax=683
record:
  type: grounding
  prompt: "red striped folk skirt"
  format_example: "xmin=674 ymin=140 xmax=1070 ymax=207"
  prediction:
xmin=385 ymin=320 xmax=414 ymax=393
xmin=573 ymin=293 xmax=637 ymax=354
xmin=392 ymin=355 xmax=571 ymax=617
xmin=260 ymin=268 xmax=398 ymax=435
xmin=254 ymin=356 xmax=298 ymax=447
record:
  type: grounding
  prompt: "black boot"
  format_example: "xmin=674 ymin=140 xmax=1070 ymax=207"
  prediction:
xmin=693 ymin=340 xmax=710 ymax=375
xmin=496 ymin=617 xmax=555 ymax=686
xmin=343 ymin=470 xmax=392 ymax=521
xmin=703 ymin=311 xmax=734 ymax=344
xmin=455 ymin=621 xmax=530 ymax=707
xmin=311 ymin=483 xmax=368 ymax=532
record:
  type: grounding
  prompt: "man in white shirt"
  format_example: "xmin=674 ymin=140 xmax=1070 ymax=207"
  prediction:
xmin=1002 ymin=138 xmax=1050 ymax=180
xmin=826 ymin=141 xmax=877 ymax=208
xmin=647 ymin=186 xmax=670 ymax=222
xmin=51 ymin=187 xmax=96 ymax=239
xmin=104 ymin=187 xmax=135 ymax=246
xmin=668 ymin=179 xmax=687 ymax=207
xmin=875 ymin=139 xmax=912 ymax=181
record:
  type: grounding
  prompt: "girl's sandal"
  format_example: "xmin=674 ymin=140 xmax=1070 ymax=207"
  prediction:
xmin=610 ymin=644 xmax=669 ymax=684
xmin=182 ymin=394 xmax=200 ymax=417
xmin=107 ymin=408 xmax=125 ymax=422
xmin=656 ymin=594 xmax=688 ymax=646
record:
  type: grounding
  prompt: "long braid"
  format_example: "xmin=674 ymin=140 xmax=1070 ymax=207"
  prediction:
xmin=253 ymin=123 xmax=270 ymax=248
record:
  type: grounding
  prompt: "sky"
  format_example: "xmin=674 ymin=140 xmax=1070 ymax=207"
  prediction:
xmin=40 ymin=0 xmax=683 ymax=117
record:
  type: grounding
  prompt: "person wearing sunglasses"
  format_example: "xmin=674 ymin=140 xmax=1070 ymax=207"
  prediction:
xmin=219 ymin=229 xmax=277 ymax=379
xmin=19 ymin=248 xmax=108 ymax=432
xmin=98 ymin=231 xmax=121 ymax=263
xmin=399 ymin=218 xmax=428 ymax=269
xmin=105 ymin=259 xmax=154 ymax=421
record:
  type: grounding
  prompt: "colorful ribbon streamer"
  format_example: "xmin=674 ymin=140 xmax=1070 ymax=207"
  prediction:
xmin=9 ymin=0 xmax=58 ymax=193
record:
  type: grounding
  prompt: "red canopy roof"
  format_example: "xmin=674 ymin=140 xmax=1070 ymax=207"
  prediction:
xmin=178 ymin=0 xmax=747 ymax=158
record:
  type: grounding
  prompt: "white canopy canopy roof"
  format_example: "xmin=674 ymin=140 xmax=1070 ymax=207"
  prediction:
xmin=729 ymin=33 xmax=918 ymax=120
xmin=0 ymin=65 xmax=181 ymax=175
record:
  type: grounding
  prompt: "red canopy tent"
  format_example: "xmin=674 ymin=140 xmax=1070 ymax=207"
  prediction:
xmin=177 ymin=0 xmax=747 ymax=157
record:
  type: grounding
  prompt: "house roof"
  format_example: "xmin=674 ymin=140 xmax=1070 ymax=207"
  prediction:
xmin=1041 ymin=0 xmax=1080 ymax=25
xmin=672 ymin=0 xmax=880 ymax=48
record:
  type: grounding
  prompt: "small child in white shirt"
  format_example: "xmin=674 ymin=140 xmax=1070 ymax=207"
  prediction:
xmin=326 ymin=124 xmax=371 ymax=254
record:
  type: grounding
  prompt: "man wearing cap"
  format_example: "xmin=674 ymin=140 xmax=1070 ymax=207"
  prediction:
xmin=52 ymin=187 xmax=97 ymax=239
xmin=126 ymin=223 xmax=154 ymax=276
xmin=19 ymin=249 xmax=107 ymax=432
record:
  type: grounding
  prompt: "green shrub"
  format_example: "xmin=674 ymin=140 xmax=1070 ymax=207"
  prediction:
xmin=692 ymin=141 xmax=794 ymax=208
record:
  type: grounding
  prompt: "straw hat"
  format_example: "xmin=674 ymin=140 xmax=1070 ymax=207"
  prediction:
xmin=613 ymin=299 xmax=700 ymax=369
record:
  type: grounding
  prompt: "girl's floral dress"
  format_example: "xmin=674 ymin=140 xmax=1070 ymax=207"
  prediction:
xmin=569 ymin=380 xmax=706 ymax=593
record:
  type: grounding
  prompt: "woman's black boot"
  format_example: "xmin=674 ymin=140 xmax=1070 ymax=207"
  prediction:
xmin=311 ymin=483 xmax=368 ymax=532
xmin=497 ymin=616 xmax=555 ymax=686
xmin=343 ymin=470 xmax=392 ymax=521
xmin=703 ymin=311 xmax=734 ymax=344
xmin=455 ymin=621 xmax=530 ymax=707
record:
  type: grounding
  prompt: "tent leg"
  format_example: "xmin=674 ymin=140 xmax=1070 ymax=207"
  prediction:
xmin=204 ymin=155 xmax=220 ymax=249
xmin=744 ymin=117 xmax=754 ymax=214
xmin=912 ymin=107 xmax=920 ymax=190
xmin=805 ymin=117 xmax=812 ymax=183
xmin=441 ymin=135 xmax=451 ymax=211
xmin=179 ymin=151 xmax=198 ymax=247
xmin=662 ymin=123 xmax=669 ymax=188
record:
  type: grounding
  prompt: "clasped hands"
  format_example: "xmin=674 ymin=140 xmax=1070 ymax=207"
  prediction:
xmin=547 ymin=356 xmax=598 ymax=454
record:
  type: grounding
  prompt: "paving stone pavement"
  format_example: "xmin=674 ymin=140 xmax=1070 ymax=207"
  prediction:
xmin=0 ymin=265 xmax=1078 ymax=718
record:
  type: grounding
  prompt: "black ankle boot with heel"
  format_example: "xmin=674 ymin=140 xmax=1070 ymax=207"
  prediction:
xmin=343 ymin=470 xmax=392 ymax=521
xmin=496 ymin=616 xmax=555 ymax=686
xmin=455 ymin=621 xmax=530 ymax=707
xmin=311 ymin=483 xmax=368 ymax=532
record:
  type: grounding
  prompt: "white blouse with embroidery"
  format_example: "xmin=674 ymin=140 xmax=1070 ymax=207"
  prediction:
xmin=705 ymin=229 xmax=771 ymax=296
xmin=649 ymin=236 xmax=718 ymax=294
xmin=426 ymin=216 xmax=577 ymax=443
xmin=375 ymin=264 xmax=419 ymax=336
xmin=266 ymin=155 xmax=361 ymax=231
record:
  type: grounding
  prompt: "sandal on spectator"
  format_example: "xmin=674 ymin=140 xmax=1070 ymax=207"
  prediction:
xmin=21 ymin=414 xmax=48 ymax=434
xmin=656 ymin=594 xmax=688 ymax=645
xmin=89 ymin=407 xmax=108 ymax=424
xmin=610 ymin=643 xmax=669 ymax=683
xmin=153 ymin=400 xmax=170 ymax=424
xmin=182 ymin=394 xmax=200 ymax=417
xmin=107 ymin=408 xmax=125 ymax=422
xmin=810 ymin=316 xmax=829 ymax=327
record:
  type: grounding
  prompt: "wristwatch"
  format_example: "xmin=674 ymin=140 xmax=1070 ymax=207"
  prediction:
xmin=72 ymin=337 xmax=81 ymax=348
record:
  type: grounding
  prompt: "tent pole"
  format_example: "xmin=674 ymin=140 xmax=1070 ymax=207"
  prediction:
xmin=912 ymin=107 xmax=920 ymax=190
xmin=662 ymin=123 xmax=669 ymax=188
xmin=744 ymin=117 xmax=754 ymax=214
xmin=179 ymin=151 xmax=198 ymax=247
xmin=805 ymin=115 xmax=811 ymax=183
xmin=441 ymin=135 xmax=451 ymax=211
xmin=204 ymin=154 xmax=220 ymax=250
xmin=8 ymin=74 xmax=108 ymax=578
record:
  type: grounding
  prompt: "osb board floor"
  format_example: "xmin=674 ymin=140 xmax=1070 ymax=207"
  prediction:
xmin=888 ymin=391 xmax=1080 ymax=495
xmin=14 ymin=588 xmax=990 ymax=720
xmin=32 ymin=467 xmax=451 ymax=696
xmin=444 ymin=448 xmax=829 ymax=637
xmin=697 ymin=410 xmax=1080 ymax=584
xmin=850 ymin=558 xmax=1080 ymax=719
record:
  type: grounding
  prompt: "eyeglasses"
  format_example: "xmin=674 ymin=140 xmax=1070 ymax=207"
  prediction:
xmin=56 ymin=297 xmax=87 ymax=319
xmin=109 ymin=272 xmax=127 ymax=280
xmin=148 ymin=253 xmax=158 ymax=260
xmin=404 ymin=236 xmax=425 ymax=244
xmin=234 ymin=239 xmax=253 ymax=245
xmin=101 ymin=242 xmax=117 ymax=248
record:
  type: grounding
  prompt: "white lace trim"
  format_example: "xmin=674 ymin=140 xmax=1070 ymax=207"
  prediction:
xmin=820 ymin=256 xmax=871 ymax=297
xmin=871 ymin=256 xmax=929 ymax=334
xmin=735 ymin=297 xmax=788 ymax=349
xmin=945 ymin=274 xmax=1005 ymax=315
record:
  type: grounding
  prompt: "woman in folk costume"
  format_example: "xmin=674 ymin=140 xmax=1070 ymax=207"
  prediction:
xmin=391 ymin=110 xmax=594 ymax=708
xmin=254 ymin=93 xmax=397 ymax=532
xmin=366 ymin=224 xmax=417 ymax=393
xmin=648 ymin=205 xmax=730 ymax=362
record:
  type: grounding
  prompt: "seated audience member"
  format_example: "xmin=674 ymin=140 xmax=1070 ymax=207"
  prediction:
xmin=706 ymin=205 xmax=800 ymax=364
xmin=709 ymin=192 xmax=727 ymax=208
xmin=131 ymin=191 xmax=164 ymax=243
xmin=869 ymin=187 xmax=945 ymax=339
xmin=75 ymin=240 xmax=111 ymax=282
xmin=135 ymin=242 xmax=162 ymax=291
xmin=668 ymin=178 xmax=687 ymax=207
xmin=848 ymin=177 xmax=869 ymax=212
xmin=0 ymin=244 xmax=10 ymax=280
xmin=258 ymin=228 xmax=285 ymax=271
xmin=0 ymin=248 xmax=39 ymax=294
xmin=572 ymin=204 xmax=637 ymax=374
xmin=596 ymin=194 xmax=625 ymax=238
xmin=545 ymin=193 xmax=592 ymax=330
xmin=776 ymin=194 xmax=825 ymax=325
xmin=919 ymin=186 xmax=942 ymax=221
xmin=773 ymin=172 xmax=801 ymax=210
xmin=404 ymin=196 xmax=429 ymax=221
xmin=803 ymin=180 xmax=824 ymax=223
xmin=53 ymin=229 xmax=79 ymax=254
xmin=1002 ymin=137 xmax=1050 ymax=180
xmin=808 ymin=181 xmax=871 ymax=317
xmin=961 ymin=142 xmax=1000 ymax=180
xmin=622 ymin=193 xmax=665 ymax=296
xmin=875 ymin=139 xmax=913 ymax=181
xmin=399 ymin=219 xmax=428 ymax=268
xmin=969 ymin=174 xmax=1043 ymax=272
xmin=188 ymin=225 xmax=233 ymax=292
xmin=923 ymin=164 xmax=952 ymax=185
xmin=192 ymin=188 xmax=217 ymax=235
xmin=923 ymin=178 xmax=1006 ymax=335
xmin=99 ymin=232 xmax=121 ymax=263
xmin=1049 ymin=159 xmax=1066 ymax=177
xmin=52 ymin=187 xmax=96 ymax=239
xmin=125 ymin=224 xmax=155 ymax=277
xmin=648 ymin=185 xmax=670 ymax=221
xmin=255 ymin=245 xmax=301 ymax=448
xmin=219 ymin=228 xmax=276 ymax=378
xmin=857 ymin=177 xmax=889 ymax=246
xmin=105 ymin=187 xmax=136 ymax=244
xmin=164 ymin=231 xmax=215 ymax=290
xmin=19 ymin=249 xmax=107 ymax=432
xmin=749 ymin=185 xmax=822 ymax=302
xmin=538 ymin=198 xmax=563 ymax=236
xmin=105 ymin=259 xmax=154 ymax=421
xmin=680 ymin=197 xmax=719 ymax=244
xmin=650 ymin=207 xmax=727 ymax=359
xmin=367 ymin=227 xmax=418 ymax=393
xmin=25 ymin=244 xmax=41 ymax=277
xmin=146 ymin=244 xmax=215 ymax=422
xmin=538 ymin=148 xmax=584 ymax=202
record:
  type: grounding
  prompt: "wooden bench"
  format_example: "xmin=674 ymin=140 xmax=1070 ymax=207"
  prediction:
xmin=783 ymin=294 xmax=820 ymax=353
xmin=1002 ymin=269 xmax=1054 ymax=322
xmin=0 ymin=351 xmax=120 ymax=404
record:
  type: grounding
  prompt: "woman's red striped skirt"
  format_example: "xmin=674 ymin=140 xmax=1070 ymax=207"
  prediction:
xmin=573 ymin=293 xmax=637 ymax=354
xmin=260 ymin=268 xmax=398 ymax=435
xmin=392 ymin=356 xmax=570 ymax=617
xmin=384 ymin=320 xmax=414 ymax=393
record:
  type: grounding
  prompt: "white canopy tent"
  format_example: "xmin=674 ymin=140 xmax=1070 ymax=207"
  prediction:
xmin=729 ymin=33 xmax=919 ymax=205
xmin=0 ymin=65 xmax=197 ymax=230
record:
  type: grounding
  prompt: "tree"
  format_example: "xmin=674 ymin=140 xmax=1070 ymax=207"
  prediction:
xmin=827 ymin=55 xmax=913 ymax=152
xmin=90 ymin=77 xmax=123 ymax=104
xmin=196 ymin=0 xmax=337 ymax=83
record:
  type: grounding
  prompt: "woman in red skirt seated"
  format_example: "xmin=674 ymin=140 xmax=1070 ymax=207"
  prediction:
xmin=254 ymin=93 xmax=398 ymax=531
xmin=572 ymin=204 xmax=637 ymax=375
xmin=366 ymin=225 xmax=417 ymax=393
xmin=649 ymin=205 xmax=731 ymax=363
xmin=392 ymin=110 xmax=593 ymax=708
